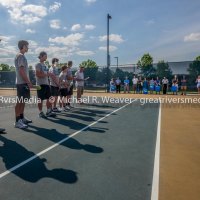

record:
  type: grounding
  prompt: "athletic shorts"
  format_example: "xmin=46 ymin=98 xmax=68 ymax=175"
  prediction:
xmin=197 ymin=83 xmax=200 ymax=88
xmin=16 ymin=83 xmax=30 ymax=101
xmin=181 ymin=86 xmax=187 ymax=90
xmin=50 ymin=86 xmax=60 ymax=96
xmin=37 ymin=85 xmax=51 ymax=101
xmin=60 ymin=88 xmax=68 ymax=97
xmin=67 ymin=85 xmax=73 ymax=96
xmin=77 ymin=86 xmax=84 ymax=96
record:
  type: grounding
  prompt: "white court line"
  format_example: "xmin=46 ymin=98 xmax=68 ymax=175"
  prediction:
xmin=0 ymin=102 xmax=132 ymax=179
xmin=151 ymin=104 xmax=161 ymax=200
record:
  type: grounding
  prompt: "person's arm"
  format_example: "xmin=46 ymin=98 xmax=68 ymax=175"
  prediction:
xmin=49 ymin=70 xmax=59 ymax=86
xmin=35 ymin=64 xmax=48 ymax=78
xmin=19 ymin=67 xmax=33 ymax=88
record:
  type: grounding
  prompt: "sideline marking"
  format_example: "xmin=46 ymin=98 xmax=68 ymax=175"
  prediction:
xmin=151 ymin=104 xmax=161 ymax=200
xmin=0 ymin=102 xmax=131 ymax=179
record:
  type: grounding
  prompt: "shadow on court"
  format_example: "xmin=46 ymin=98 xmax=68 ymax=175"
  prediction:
xmin=0 ymin=135 xmax=78 ymax=183
xmin=23 ymin=125 xmax=104 ymax=154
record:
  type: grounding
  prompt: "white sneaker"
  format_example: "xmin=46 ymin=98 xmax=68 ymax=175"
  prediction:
xmin=15 ymin=119 xmax=28 ymax=129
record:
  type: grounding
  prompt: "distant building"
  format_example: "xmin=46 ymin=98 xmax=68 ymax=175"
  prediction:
xmin=108 ymin=61 xmax=192 ymax=75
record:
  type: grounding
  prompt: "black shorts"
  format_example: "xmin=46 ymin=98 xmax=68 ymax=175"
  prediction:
xmin=67 ymin=85 xmax=73 ymax=96
xmin=37 ymin=85 xmax=51 ymax=100
xmin=50 ymin=86 xmax=60 ymax=96
xmin=60 ymin=88 xmax=68 ymax=97
xmin=16 ymin=84 xmax=30 ymax=101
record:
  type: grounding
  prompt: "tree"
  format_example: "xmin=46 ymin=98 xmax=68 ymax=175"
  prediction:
xmin=80 ymin=59 xmax=98 ymax=82
xmin=9 ymin=66 xmax=15 ymax=71
xmin=0 ymin=63 xmax=10 ymax=71
xmin=156 ymin=60 xmax=172 ymax=79
xmin=29 ymin=65 xmax=33 ymax=70
xmin=188 ymin=56 xmax=200 ymax=85
xmin=80 ymin=59 xmax=97 ymax=68
xmin=137 ymin=53 xmax=155 ymax=77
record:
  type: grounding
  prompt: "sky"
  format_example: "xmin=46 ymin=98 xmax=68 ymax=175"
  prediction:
xmin=0 ymin=0 xmax=200 ymax=68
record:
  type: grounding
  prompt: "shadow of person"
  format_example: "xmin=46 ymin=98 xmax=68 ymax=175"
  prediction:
xmin=0 ymin=135 xmax=78 ymax=183
xmin=58 ymin=112 xmax=95 ymax=122
xmin=42 ymin=116 xmax=107 ymax=135
xmin=24 ymin=126 xmax=104 ymax=154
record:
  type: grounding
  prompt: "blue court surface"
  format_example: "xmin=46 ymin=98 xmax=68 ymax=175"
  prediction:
xmin=0 ymin=96 xmax=159 ymax=200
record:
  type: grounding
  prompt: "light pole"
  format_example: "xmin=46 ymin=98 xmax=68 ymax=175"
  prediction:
xmin=114 ymin=56 xmax=118 ymax=69
xmin=106 ymin=14 xmax=112 ymax=92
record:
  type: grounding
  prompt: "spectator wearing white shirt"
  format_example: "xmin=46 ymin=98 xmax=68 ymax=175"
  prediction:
xmin=162 ymin=77 xmax=169 ymax=94
xmin=132 ymin=76 xmax=138 ymax=94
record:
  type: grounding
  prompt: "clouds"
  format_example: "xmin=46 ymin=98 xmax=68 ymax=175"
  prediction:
xmin=71 ymin=24 xmax=96 ymax=31
xmin=85 ymin=24 xmax=96 ymax=30
xmin=49 ymin=33 xmax=84 ymax=46
xmin=49 ymin=2 xmax=61 ymax=13
xmin=50 ymin=19 xmax=61 ymax=29
xmin=1 ymin=2 xmax=47 ymax=25
xmin=99 ymin=46 xmax=118 ymax=52
xmin=85 ymin=0 xmax=96 ymax=5
xmin=26 ymin=29 xmax=36 ymax=34
xmin=184 ymin=33 xmax=200 ymax=42
xmin=71 ymin=24 xmax=81 ymax=32
xmin=0 ymin=0 xmax=61 ymax=25
xmin=76 ymin=51 xmax=95 ymax=56
xmin=99 ymin=34 xmax=124 ymax=43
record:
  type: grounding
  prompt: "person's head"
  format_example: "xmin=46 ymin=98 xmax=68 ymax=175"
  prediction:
xmin=52 ymin=58 xmax=59 ymax=66
xmin=61 ymin=65 xmax=68 ymax=73
xmin=38 ymin=51 xmax=47 ymax=62
xmin=117 ymin=77 xmax=119 ymax=79
xmin=198 ymin=75 xmax=200 ymax=79
xmin=164 ymin=77 xmax=166 ymax=79
xmin=133 ymin=75 xmax=135 ymax=78
xmin=125 ymin=76 xmax=128 ymax=79
xmin=79 ymin=65 xmax=84 ymax=72
xmin=18 ymin=40 xmax=29 ymax=54
xmin=68 ymin=61 xmax=73 ymax=68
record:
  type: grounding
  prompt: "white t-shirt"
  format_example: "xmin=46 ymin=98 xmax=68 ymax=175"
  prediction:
xmin=75 ymin=70 xmax=84 ymax=87
xmin=132 ymin=78 xmax=138 ymax=85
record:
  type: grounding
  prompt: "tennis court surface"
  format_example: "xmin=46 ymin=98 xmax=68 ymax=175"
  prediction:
xmin=0 ymin=96 xmax=160 ymax=200
xmin=0 ymin=93 xmax=200 ymax=200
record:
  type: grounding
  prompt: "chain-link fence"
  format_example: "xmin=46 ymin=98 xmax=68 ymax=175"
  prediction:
xmin=0 ymin=61 xmax=198 ymax=91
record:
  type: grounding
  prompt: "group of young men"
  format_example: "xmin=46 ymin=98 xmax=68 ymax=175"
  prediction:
xmin=0 ymin=40 xmax=87 ymax=133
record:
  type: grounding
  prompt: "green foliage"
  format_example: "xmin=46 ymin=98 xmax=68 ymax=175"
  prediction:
xmin=80 ymin=59 xmax=97 ymax=68
xmin=137 ymin=53 xmax=155 ymax=77
xmin=188 ymin=56 xmax=200 ymax=85
xmin=156 ymin=60 xmax=172 ymax=79
xmin=0 ymin=63 xmax=10 ymax=71
xmin=80 ymin=59 xmax=98 ymax=81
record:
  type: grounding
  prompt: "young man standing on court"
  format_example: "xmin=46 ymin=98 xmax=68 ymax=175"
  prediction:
xmin=35 ymin=51 xmax=56 ymax=118
xmin=14 ymin=40 xmax=33 ymax=129
xmin=66 ymin=61 xmax=74 ymax=109
xmin=75 ymin=65 xmax=89 ymax=103
xmin=49 ymin=58 xmax=61 ymax=112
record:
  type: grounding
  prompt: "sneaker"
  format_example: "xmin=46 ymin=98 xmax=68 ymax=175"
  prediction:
xmin=14 ymin=119 xmax=28 ymax=129
xmin=52 ymin=107 xmax=61 ymax=113
xmin=65 ymin=106 xmax=71 ymax=110
xmin=64 ymin=106 xmax=70 ymax=112
xmin=68 ymin=105 xmax=74 ymax=109
xmin=0 ymin=128 xmax=6 ymax=133
xmin=39 ymin=111 xmax=47 ymax=118
xmin=46 ymin=111 xmax=56 ymax=117
xmin=22 ymin=117 xmax=32 ymax=124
